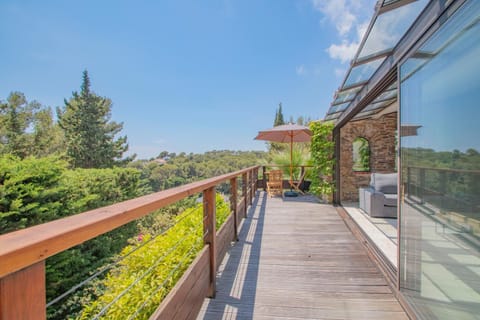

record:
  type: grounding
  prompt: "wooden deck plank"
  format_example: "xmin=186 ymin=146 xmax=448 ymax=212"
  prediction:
xmin=197 ymin=192 xmax=408 ymax=320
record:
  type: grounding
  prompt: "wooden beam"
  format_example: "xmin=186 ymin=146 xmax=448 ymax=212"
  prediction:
xmin=203 ymin=187 xmax=216 ymax=298
xmin=230 ymin=177 xmax=238 ymax=241
xmin=242 ymin=173 xmax=248 ymax=218
xmin=0 ymin=262 xmax=45 ymax=320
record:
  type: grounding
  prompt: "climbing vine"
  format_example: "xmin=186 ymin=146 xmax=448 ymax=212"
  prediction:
xmin=309 ymin=121 xmax=335 ymax=199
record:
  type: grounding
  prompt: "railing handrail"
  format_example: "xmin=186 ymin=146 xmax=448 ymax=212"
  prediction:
xmin=0 ymin=165 xmax=260 ymax=279
xmin=406 ymin=165 xmax=480 ymax=175
xmin=263 ymin=164 xmax=313 ymax=168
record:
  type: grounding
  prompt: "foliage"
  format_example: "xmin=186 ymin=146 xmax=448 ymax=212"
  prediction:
xmin=352 ymin=137 xmax=370 ymax=172
xmin=0 ymin=92 xmax=64 ymax=158
xmin=271 ymin=145 xmax=310 ymax=180
xmin=78 ymin=195 xmax=230 ymax=319
xmin=129 ymin=150 xmax=266 ymax=193
xmin=45 ymin=166 xmax=150 ymax=319
xmin=58 ymin=70 xmax=130 ymax=168
xmin=402 ymin=147 xmax=480 ymax=213
xmin=273 ymin=103 xmax=285 ymax=127
xmin=0 ymin=155 xmax=67 ymax=233
xmin=0 ymin=155 xmax=151 ymax=319
xmin=309 ymin=121 xmax=335 ymax=198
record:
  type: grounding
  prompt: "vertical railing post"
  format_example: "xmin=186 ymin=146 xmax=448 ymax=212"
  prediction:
xmin=203 ymin=187 xmax=216 ymax=298
xmin=439 ymin=170 xmax=447 ymax=208
xmin=253 ymin=168 xmax=258 ymax=195
xmin=407 ymin=166 xmax=411 ymax=197
xmin=230 ymin=177 xmax=238 ymax=241
xmin=262 ymin=166 xmax=267 ymax=191
xmin=0 ymin=262 xmax=46 ymax=320
xmin=419 ymin=168 xmax=426 ymax=204
xmin=242 ymin=173 xmax=247 ymax=218
xmin=249 ymin=170 xmax=253 ymax=206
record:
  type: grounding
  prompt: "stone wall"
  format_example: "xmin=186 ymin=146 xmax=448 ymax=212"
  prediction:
xmin=339 ymin=112 xmax=397 ymax=202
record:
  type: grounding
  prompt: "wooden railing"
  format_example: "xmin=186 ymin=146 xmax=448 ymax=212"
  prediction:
xmin=0 ymin=166 xmax=260 ymax=320
xmin=405 ymin=166 xmax=480 ymax=212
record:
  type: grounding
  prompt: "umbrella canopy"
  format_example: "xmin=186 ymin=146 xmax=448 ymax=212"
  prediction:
xmin=254 ymin=123 xmax=311 ymax=143
xmin=254 ymin=123 xmax=312 ymax=195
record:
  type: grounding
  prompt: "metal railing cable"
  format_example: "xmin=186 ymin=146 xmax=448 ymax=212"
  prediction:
xmin=91 ymin=229 xmax=200 ymax=320
xmin=46 ymin=207 xmax=200 ymax=308
xmin=126 ymin=238 xmax=203 ymax=320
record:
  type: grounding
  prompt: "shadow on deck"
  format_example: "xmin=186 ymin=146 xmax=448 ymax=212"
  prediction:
xmin=197 ymin=191 xmax=408 ymax=320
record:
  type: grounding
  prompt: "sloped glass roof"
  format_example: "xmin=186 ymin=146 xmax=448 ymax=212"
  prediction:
xmin=327 ymin=101 xmax=351 ymax=114
xmin=332 ymin=86 xmax=362 ymax=106
xmin=357 ymin=0 xmax=428 ymax=62
xmin=343 ymin=58 xmax=385 ymax=88
xmin=325 ymin=0 xmax=429 ymax=121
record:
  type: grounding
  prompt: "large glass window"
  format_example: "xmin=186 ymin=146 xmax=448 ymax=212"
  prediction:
xmin=399 ymin=1 xmax=480 ymax=319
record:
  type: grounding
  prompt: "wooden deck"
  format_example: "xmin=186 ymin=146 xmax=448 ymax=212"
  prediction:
xmin=197 ymin=191 xmax=408 ymax=320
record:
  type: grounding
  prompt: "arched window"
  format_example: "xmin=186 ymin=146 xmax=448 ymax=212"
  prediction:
xmin=353 ymin=137 xmax=370 ymax=172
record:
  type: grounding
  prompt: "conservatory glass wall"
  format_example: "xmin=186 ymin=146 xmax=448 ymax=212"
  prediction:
xmin=399 ymin=1 xmax=480 ymax=318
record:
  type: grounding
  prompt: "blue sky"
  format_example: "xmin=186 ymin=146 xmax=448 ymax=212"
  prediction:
xmin=0 ymin=0 xmax=376 ymax=159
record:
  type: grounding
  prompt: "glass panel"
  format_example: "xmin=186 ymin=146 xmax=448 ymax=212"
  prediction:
xmin=383 ymin=0 xmax=403 ymax=6
xmin=363 ymin=98 xmax=396 ymax=112
xmin=374 ymin=89 xmax=397 ymax=102
xmin=352 ymin=137 xmax=370 ymax=172
xmin=328 ymin=102 xmax=350 ymax=114
xmin=324 ymin=112 xmax=342 ymax=121
xmin=343 ymin=58 xmax=385 ymax=88
xmin=353 ymin=110 xmax=378 ymax=119
xmin=358 ymin=0 xmax=429 ymax=61
xmin=333 ymin=86 xmax=362 ymax=105
xmin=399 ymin=1 xmax=480 ymax=319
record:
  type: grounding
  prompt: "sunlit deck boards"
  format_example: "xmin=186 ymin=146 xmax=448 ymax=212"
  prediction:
xmin=197 ymin=192 xmax=407 ymax=320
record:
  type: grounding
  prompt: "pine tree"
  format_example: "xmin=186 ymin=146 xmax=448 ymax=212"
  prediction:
xmin=58 ymin=70 xmax=129 ymax=168
xmin=274 ymin=103 xmax=285 ymax=126
xmin=0 ymin=92 xmax=38 ymax=158
xmin=270 ymin=103 xmax=286 ymax=152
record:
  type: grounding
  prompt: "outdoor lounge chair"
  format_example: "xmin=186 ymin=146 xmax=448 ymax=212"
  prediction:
xmin=289 ymin=169 xmax=307 ymax=194
xmin=267 ymin=170 xmax=283 ymax=197
xmin=359 ymin=172 xmax=398 ymax=218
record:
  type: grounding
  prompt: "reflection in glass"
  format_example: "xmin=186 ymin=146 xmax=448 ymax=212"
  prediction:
xmin=327 ymin=102 xmax=350 ymax=114
xmin=324 ymin=112 xmax=342 ymax=121
xmin=358 ymin=0 xmax=428 ymax=61
xmin=343 ymin=58 xmax=385 ymax=88
xmin=363 ymin=99 xmax=396 ymax=112
xmin=333 ymin=86 xmax=361 ymax=105
xmin=399 ymin=1 xmax=480 ymax=319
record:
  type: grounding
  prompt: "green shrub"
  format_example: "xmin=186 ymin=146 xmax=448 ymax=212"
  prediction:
xmin=309 ymin=121 xmax=335 ymax=198
xmin=78 ymin=194 xmax=230 ymax=319
xmin=0 ymin=155 xmax=67 ymax=234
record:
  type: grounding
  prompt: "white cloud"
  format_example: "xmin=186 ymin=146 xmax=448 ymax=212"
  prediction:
xmin=311 ymin=0 xmax=376 ymax=64
xmin=327 ymin=40 xmax=358 ymax=64
xmin=311 ymin=0 xmax=357 ymax=36
xmin=296 ymin=65 xmax=307 ymax=76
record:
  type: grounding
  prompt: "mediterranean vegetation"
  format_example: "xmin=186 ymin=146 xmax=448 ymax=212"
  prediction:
xmin=402 ymin=147 xmax=480 ymax=213
xmin=0 ymin=71 xmax=267 ymax=319
xmin=0 ymin=71 xmax=334 ymax=318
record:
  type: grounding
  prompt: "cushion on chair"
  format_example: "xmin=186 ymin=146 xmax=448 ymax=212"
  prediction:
xmin=384 ymin=194 xmax=398 ymax=207
xmin=371 ymin=173 xmax=397 ymax=194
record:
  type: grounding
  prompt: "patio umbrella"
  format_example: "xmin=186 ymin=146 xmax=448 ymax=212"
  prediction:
xmin=254 ymin=123 xmax=312 ymax=196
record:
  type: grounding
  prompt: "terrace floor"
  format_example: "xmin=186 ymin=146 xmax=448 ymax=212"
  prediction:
xmin=197 ymin=191 xmax=408 ymax=320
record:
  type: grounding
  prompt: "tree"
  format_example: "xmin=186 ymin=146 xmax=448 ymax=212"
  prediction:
xmin=32 ymin=108 xmax=64 ymax=157
xmin=274 ymin=103 xmax=285 ymax=126
xmin=58 ymin=70 xmax=129 ymax=168
xmin=0 ymin=92 xmax=39 ymax=157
